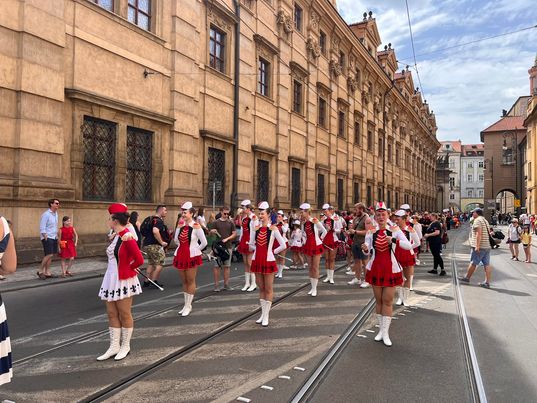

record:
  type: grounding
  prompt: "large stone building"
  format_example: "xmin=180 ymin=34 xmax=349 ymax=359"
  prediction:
xmin=1 ymin=0 xmax=439 ymax=261
xmin=525 ymin=55 xmax=537 ymax=213
xmin=460 ymin=144 xmax=484 ymax=212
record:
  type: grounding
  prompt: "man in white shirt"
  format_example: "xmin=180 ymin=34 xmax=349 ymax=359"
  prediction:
xmin=38 ymin=199 xmax=60 ymax=279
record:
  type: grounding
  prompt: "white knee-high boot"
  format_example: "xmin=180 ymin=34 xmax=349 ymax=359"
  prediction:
xmin=409 ymin=275 xmax=414 ymax=291
xmin=277 ymin=264 xmax=284 ymax=279
xmin=395 ymin=287 xmax=403 ymax=306
xmin=309 ymin=278 xmax=318 ymax=297
xmin=247 ymin=273 xmax=257 ymax=291
xmin=256 ymin=299 xmax=266 ymax=324
xmin=323 ymin=268 xmax=330 ymax=283
xmin=114 ymin=327 xmax=133 ymax=360
xmin=181 ymin=293 xmax=194 ymax=316
xmin=374 ymin=314 xmax=384 ymax=342
xmin=97 ymin=327 xmax=121 ymax=361
xmin=402 ymin=287 xmax=410 ymax=307
xmin=178 ymin=292 xmax=187 ymax=315
xmin=382 ymin=316 xmax=393 ymax=347
xmin=241 ymin=272 xmax=251 ymax=291
xmin=329 ymin=269 xmax=335 ymax=284
xmin=262 ymin=301 xmax=272 ymax=327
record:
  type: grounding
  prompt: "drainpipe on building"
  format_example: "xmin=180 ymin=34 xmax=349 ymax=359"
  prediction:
xmin=382 ymin=80 xmax=395 ymax=203
xmin=231 ymin=0 xmax=240 ymax=213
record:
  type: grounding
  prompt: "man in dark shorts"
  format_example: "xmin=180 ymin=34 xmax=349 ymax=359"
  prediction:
xmin=38 ymin=199 xmax=60 ymax=279
xmin=347 ymin=203 xmax=371 ymax=288
xmin=142 ymin=205 xmax=169 ymax=288
xmin=209 ymin=206 xmax=236 ymax=291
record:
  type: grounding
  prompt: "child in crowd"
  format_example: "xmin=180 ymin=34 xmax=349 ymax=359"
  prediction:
xmin=289 ymin=220 xmax=304 ymax=269
xmin=58 ymin=216 xmax=78 ymax=277
xmin=521 ymin=226 xmax=532 ymax=263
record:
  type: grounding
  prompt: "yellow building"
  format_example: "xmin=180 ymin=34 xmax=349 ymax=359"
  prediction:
xmin=0 ymin=0 xmax=439 ymax=261
xmin=525 ymin=55 xmax=537 ymax=213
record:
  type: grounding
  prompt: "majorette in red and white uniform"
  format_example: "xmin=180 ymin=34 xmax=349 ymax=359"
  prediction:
xmin=320 ymin=204 xmax=343 ymax=249
xmin=273 ymin=210 xmax=289 ymax=279
xmin=301 ymin=208 xmax=327 ymax=257
xmin=172 ymin=208 xmax=207 ymax=271
xmin=238 ymin=199 xmax=259 ymax=292
xmin=393 ymin=209 xmax=420 ymax=307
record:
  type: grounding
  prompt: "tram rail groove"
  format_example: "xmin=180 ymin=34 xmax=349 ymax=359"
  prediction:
xmin=80 ymin=264 xmax=349 ymax=403
xmin=289 ymin=298 xmax=375 ymax=403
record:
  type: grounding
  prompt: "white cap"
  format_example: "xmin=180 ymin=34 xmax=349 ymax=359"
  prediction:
xmin=375 ymin=202 xmax=387 ymax=211
xmin=322 ymin=203 xmax=331 ymax=210
xmin=277 ymin=210 xmax=284 ymax=215
xmin=400 ymin=204 xmax=411 ymax=210
xmin=283 ymin=215 xmax=288 ymax=220
xmin=241 ymin=199 xmax=252 ymax=207
xmin=293 ymin=220 xmax=301 ymax=225
xmin=181 ymin=201 xmax=193 ymax=210
xmin=258 ymin=201 xmax=269 ymax=210
xmin=395 ymin=210 xmax=407 ymax=217
xmin=300 ymin=203 xmax=311 ymax=210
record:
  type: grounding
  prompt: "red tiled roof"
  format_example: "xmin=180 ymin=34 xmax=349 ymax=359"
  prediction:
xmin=481 ymin=116 xmax=525 ymax=133
xmin=461 ymin=143 xmax=484 ymax=156
xmin=440 ymin=140 xmax=462 ymax=152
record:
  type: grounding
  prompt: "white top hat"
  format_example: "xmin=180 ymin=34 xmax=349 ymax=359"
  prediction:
xmin=299 ymin=202 xmax=311 ymax=210
xmin=258 ymin=201 xmax=270 ymax=210
xmin=181 ymin=201 xmax=193 ymax=210
xmin=395 ymin=209 xmax=407 ymax=217
xmin=322 ymin=203 xmax=332 ymax=210
xmin=277 ymin=210 xmax=284 ymax=215
xmin=241 ymin=199 xmax=252 ymax=207
xmin=375 ymin=202 xmax=387 ymax=211
xmin=400 ymin=204 xmax=411 ymax=210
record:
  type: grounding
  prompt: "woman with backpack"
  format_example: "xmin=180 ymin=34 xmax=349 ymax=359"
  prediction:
xmin=507 ymin=218 xmax=522 ymax=261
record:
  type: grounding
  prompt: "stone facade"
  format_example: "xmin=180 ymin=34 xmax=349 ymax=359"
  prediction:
xmin=1 ymin=0 xmax=439 ymax=262
xmin=460 ymin=144 xmax=484 ymax=212
xmin=436 ymin=141 xmax=461 ymax=212
xmin=524 ymin=55 xmax=537 ymax=213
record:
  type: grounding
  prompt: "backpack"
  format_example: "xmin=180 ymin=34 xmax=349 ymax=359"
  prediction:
xmin=140 ymin=216 xmax=155 ymax=238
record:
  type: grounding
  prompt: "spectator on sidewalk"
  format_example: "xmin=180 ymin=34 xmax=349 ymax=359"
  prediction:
xmin=521 ymin=226 xmax=532 ymax=263
xmin=208 ymin=206 xmax=236 ymax=291
xmin=128 ymin=211 xmax=142 ymax=249
xmin=141 ymin=205 xmax=169 ymax=288
xmin=58 ymin=216 xmax=78 ymax=277
xmin=424 ymin=213 xmax=445 ymax=276
xmin=0 ymin=214 xmax=17 ymax=385
xmin=507 ymin=218 xmax=522 ymax=261
xmin=38 ymin=199 xmax=60 ymax=280
xmin=347 ymin=203 xmax=371 ymax=288
xmin=459 ymin=208 xmax=493 ymax=288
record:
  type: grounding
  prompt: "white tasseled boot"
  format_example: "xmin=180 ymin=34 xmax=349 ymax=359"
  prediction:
xmin=178 ymin=292 xmax=187 ymax=315
xmin=395 ymin=287 xmax=403 ymax=306
xmin=262 ymin=301 xmax=272 ymax=327
xmin=374 ymin=314 xmax=384 ymax=342
xmin=247 ymin=273 xmax=257 ymax=292
xmin=311 ymin=278 xmax=318 ymax=297
xmin=409 ymin=275 xmax=414 ymax=291
xmin=256 ymin=299 xmax=266 ymax=324
xmin=382 ymin=316 xmax=393 ymax=347
xmin=329 ymin=269 xmax=335 ymax=284
xmin=97 ymin=327 xmax=121 ymax=361
xmin=181 ymin=293 xmax=194 ymax=317
xmin=402 ymin=287 xmax=410 ymax=307
xmin=241 ymin=272 xmax=251 ymax=291
xmin=114 ymin=327 xmax=133 ymax=360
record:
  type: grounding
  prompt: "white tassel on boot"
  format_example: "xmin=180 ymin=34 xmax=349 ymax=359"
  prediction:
xmin=310 ymin=278 xmax=318 ymax=297
xmin=241 ymin=272 xmax=251 ymax=291
xmin=409 ymin=275 xmax=414 ymax=291
xmin=247 ymin=272 xmax=257 ymax=292
xmin=395 ymin=287 xmax=403 ymax=306
xmin=374 ymin=314 xmax=384 ymax=342
xmin=262 ymin=301 xmax=272 ymax=327
xmin=114 ymin=327 xmax=133 ymax=360
xmin=97 ymin=327 xmax=121 ymax=361
xmin=178 ymin=292 xmax=187 ymax=315
xmin=256 ymin=299 xmax=266 ymax=324
xmin=329 ymin=270 xmax=335 ymax=284
xmin=181 ymin=293 xmax=194 ymax=316
xmin=382 ymin=316 xmax=393 ymax=347
xmin=402 ymin=287 xmax=410 ymax=307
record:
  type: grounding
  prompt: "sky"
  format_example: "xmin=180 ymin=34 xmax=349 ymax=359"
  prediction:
xmin=337 ymin=0 xmax=537 ymax=145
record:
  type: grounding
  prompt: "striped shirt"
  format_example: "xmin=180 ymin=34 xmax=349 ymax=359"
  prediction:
xmin=469 ymin=216 xmax=491 ymax=249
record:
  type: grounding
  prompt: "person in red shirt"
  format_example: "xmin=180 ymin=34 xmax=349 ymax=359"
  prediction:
xmin=97 ymin=203 xmax=144 ymax=361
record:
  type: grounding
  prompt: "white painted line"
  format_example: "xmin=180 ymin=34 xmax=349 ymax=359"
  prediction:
xmin=237 ymin=397 xmax=251 ymax=402
xmin=392 ymin=317 xmax=399 ymax=320
xmin=398 ymin=313 xmax=406 ymax=316
xmin=403 ymin=309 xmax=412 ymax=312
xmin=278 ymin=375 xmax=291 ymax=380
xmin=357 ymin=334 xmax=368 ymax=338
xmin=527 ymin=274 xmax=537 ymax=278
xmin=293 ymin=366 xmax=306 ymax=371
xmin=411 ymin=307 xmax=418 ymax=309
xmin=366 ymin=329 xmax=375 ymax=333
xmin=261 ymin=385 xmax=274 ymax=391
xmin=374 ymin=324 xmax=380 ymax=327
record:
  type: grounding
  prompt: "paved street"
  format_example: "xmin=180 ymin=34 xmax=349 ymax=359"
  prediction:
xmin=1 ymin=225 xmax=537 ymax=402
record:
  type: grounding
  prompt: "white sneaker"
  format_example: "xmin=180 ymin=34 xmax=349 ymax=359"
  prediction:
xmin=348 ymin=278 xmax=360 ymax=285
xmin=284 ymin=265 xmax=290 ymax=270
xmin=346 ymin=270 xmax=355 ymax=276
xmin=360 ymin=282 xmax=370 ymax=288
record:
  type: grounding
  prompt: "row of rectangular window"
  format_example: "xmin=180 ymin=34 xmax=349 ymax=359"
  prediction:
xmin=93 ymin=0 xmax=152 ymax=31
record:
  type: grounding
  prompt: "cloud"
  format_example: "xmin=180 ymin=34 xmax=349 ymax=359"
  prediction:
xmin=337 ymin=0 xmax=537 ymax=144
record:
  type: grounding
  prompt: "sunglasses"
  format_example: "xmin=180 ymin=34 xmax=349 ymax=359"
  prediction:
xmin=222 ymin=212 xmax=229 ymax=216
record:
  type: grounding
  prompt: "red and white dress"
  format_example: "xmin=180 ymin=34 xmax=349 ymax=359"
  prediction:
xmin=237 ymin=214 xmax=257 ymax=255
xmin=289 ymin=229 xmax=303 ymax=252
xmin=272 ymin=222 xmax=289 ymax=251
xmin=394 ymin=226 xmax=420 ymax=267
xmin=173 ymin=223 xmax=207 ymax=270
xmin=322 ymin=215 xmax=343 ymax=249
xmin=364 ymin=228 xmax=412 ymax=287
xmin=250 ymin=225 xmax=286 ymax=274
xmin=302 ymin=219 xmax=327 ymax=256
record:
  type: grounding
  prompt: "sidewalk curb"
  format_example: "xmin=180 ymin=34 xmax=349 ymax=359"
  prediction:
xmin=1 ymin=272 xmax=105 ymax=293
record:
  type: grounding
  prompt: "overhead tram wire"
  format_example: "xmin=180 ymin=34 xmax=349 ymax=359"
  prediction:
xmin=405 ymin=0 xmax=425 ymax=100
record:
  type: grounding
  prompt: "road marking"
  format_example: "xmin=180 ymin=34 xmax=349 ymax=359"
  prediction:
xmin=374 ymin=324 xmax=380 ymax=327
xmin=365 ymin=329 xmax=375 ymax=333
xmin=527 ymin=274 xmax=537 ymax=278
xmin=357 ymin=334 xmax=367 ymax=338
xmin=398 ymin=313 xmax=406 ymax=316
xmin=260 ymin=385 xmax=274 ymax=391
xmin=237 ymin=397 xmax=251 ymax=402
xmin=392 ymin=317 xmax=399 ymax=320
xmin=403 ymin=309 xmax=412 ymax=312
xmin=278 ymin=375 xmax=291 ymax=380
xmin=293 ymin=367 xmax=305 ymax=371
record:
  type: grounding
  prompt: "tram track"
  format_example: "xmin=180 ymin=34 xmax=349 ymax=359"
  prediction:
xmin=80 ymin=264 xmax=350 ymax=403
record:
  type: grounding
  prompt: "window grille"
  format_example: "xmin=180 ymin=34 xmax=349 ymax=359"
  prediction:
xmin=207 ymin=147 xmax=225 ymax=205
xmin=291 ymin=168 xmax=301 ymax=208
xmin=257 ymin=159 xmax=269 ymax=202
xmin=128 ymin=0 xmax=151 ymax=30
xmin=337 ymin=178 xmax=344 ymax=210
xmin=82 ymin=116 xmax=116 ymax=201
xmin=126 ymin=127 xmax=152 ymax=202
xmin=317 ymin=174 xmax=325 ymax=209
xmin=353 ymin=182 xmax=360 ymax=203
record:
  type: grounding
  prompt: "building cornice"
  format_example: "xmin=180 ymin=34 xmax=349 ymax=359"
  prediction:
xmin=200 ymin=129 xmax=236 ymax=145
